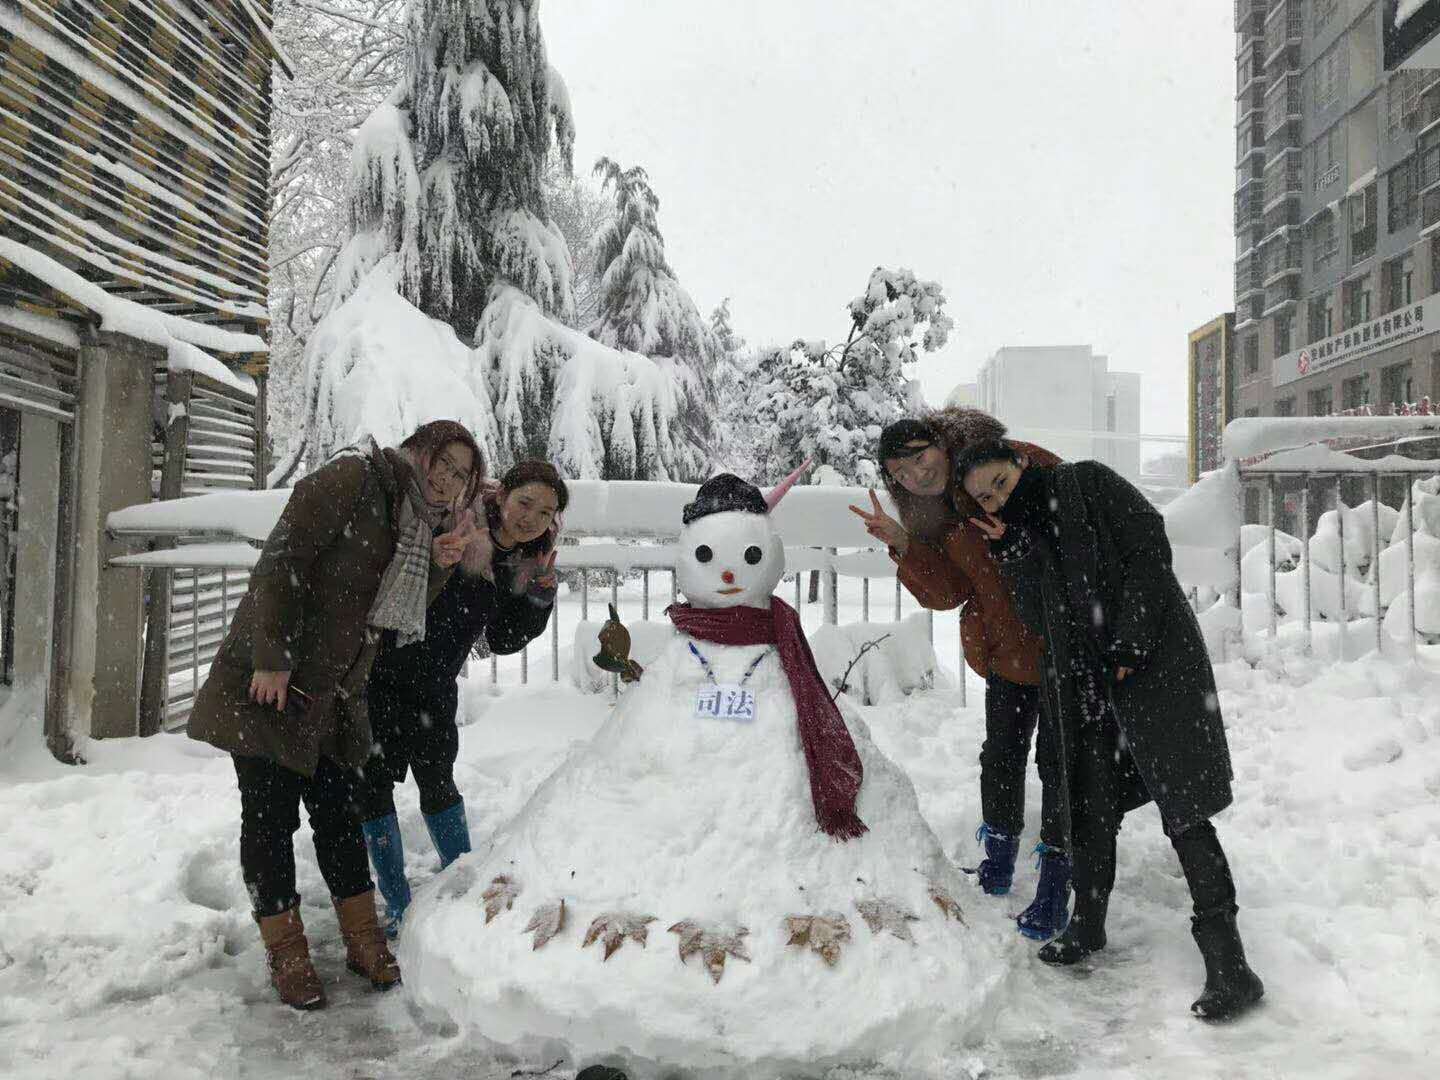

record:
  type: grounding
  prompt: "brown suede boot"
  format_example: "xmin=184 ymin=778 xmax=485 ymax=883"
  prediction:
xmin=255 ymin=906 xmax=325 ymax=1010
xmin=333 ymin=889 xmax=402 ymax=990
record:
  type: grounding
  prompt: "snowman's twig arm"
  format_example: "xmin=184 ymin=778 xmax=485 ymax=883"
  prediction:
xmin=830 ymin=633 xmax=892 ymax=701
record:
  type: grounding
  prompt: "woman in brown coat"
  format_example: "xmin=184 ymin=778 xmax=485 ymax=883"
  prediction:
xmin=850 ymin=408 xmax=1070 ymax=940
xmin=189 ymin=419 xmax=483 ymax=1009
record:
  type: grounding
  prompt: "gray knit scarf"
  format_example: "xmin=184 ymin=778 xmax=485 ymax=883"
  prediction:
xmin=333 ymin=436 xmax=446 ymax=648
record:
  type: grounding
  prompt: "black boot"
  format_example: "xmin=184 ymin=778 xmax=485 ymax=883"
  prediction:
xmin=576 ymin=1068 xmax=628 ymax=1080
xmin=1189 ymin=909 xmax=1264 ymax=1020
xmin=1169 ymin=819 xmax=1263 ymax=1020
xmin=1039 ymin=829 xmax=1114 ymax=965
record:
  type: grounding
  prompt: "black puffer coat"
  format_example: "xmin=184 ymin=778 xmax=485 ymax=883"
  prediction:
xmin=365 ymin=545 xmax=554 ymax=781
xmin=990 ymin=461 xmax=1233 ymax=832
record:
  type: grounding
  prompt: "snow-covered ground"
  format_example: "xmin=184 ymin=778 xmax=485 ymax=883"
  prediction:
xmin=2 ymin=605 xmax=1438 ymax=1079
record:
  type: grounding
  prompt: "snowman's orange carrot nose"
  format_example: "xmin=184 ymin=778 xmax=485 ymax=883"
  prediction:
xmin=721 ymin=570 xmax=735 ymax=584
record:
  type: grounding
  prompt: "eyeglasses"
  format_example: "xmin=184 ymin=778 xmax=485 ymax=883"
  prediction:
xmin=434 ymin=451 xmax=472 ymax=487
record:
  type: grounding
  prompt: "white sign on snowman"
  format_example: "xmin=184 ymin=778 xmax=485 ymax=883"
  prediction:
xmin=397 ymin=466 xmax=1003 ymax=1078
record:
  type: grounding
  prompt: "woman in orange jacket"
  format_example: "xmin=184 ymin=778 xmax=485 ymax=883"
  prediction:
xmin=850 ymin=410 xmax=1069 ymax=939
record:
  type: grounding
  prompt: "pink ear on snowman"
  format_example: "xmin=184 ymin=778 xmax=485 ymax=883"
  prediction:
xmin=764 ymin=458 xmax=813 ymax=511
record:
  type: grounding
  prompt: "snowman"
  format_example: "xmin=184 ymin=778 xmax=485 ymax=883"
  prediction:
xmin=398 ymin=470 xmax=1009 ymax=1079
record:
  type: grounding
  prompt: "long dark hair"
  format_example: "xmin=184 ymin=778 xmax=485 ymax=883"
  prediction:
xmin=876 ymin=418 xmax=955 ymax=541
xmin=488 ymin=459 xmax=568 ymax=557
xmin=400 ymin=420 xmax=485 ymax=505
xmin=952 ymin=439 xmax=1023 ymax=487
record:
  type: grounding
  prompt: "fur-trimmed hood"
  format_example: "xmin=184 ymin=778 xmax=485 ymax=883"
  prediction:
xmin=881 ymin=407 xmax=1006 ymax=543
xmin=881 ymin=407 xmax=1059 ymax=543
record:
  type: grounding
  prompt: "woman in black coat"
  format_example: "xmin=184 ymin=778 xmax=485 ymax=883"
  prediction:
xmin=358 ymin=460 xmax=568 ymax=936
xmin=956 ymin=440 xmax=1264 ymax=1021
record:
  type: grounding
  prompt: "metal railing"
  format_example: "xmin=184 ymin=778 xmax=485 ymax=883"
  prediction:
xmin=110 ymin=542 xmax=957 ymax=731
xmin=1232 ymin=463 xmax=1436 ymax=657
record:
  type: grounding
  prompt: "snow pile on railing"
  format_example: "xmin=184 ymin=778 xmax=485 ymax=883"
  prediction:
xmin=1162 ymin=463 xmax=1241 ymax=591
xmin=1223 ymin=415 xmax=1440 ymax=464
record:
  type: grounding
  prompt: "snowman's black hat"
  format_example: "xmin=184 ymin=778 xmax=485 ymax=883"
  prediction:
xmin=681 ymin=473 xmax=768 ymax=525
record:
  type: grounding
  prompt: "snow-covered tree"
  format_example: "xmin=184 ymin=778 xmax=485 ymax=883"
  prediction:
xmin=267 ymin=0 xmax=407 ymax=471
xmin=543 ymin=159 xmax=610 ymax=330
xmin=328 ymin=0 xmax=576 ymax=337
xmin=751 ymin=267 xmax=954 ymax=485
xmin=710 ymin=297 xmax=743 ymax=356
xmin=290 ymin=1 xmax=711 ymax=482
xmin=587 ymin=158 xmax=719 ymax=475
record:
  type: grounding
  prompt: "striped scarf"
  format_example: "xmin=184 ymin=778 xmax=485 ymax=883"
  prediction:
xmin=333 ymin=436 xmax=445 ymax=648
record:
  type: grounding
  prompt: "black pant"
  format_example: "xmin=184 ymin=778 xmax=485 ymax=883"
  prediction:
xmin=234 ymin=754 xmax=373 ymax=917
xmin=981 ymin=674 xmax=1064 ymax=848
xmin=1066 ymin=717 xmax=1238 ymax=944
xmin=358 ymin=678 xmax=463 ymax=820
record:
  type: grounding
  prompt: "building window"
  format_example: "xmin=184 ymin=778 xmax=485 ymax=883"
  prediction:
xmin=1308 ymin=386 xmax=1335 ymax=416
xmin=1106 ymin=392 xmax=1117 ymax=432
xmin=1313 ymin=126 xmax=1342 ymax=192
xmin=1382 ymin=362 xmax=1415 ymax=409
xmin=1274 ymin=396 xmax=1296 ymax=417
xmin=1342 ymin=275 xmax=1373 ymax=328
xmin=1244 ymin=407 xmax=1260 ymax=418
xmin=1274 ymin=312 xmax=1293 ymax=355
xmin=1315 ymin=0 xmax=1339 ymax=33
xmin=1314 ymin=42 xmax=1346 ymax=114
xmin=1342 ymin=373 xmax=1371 ymax=410
xmin=1384 ymin=253 xmax=1415 ymax=312
xmin=1350 ymin=185 xmax=1378 ymax=264
xmin=1243 ymin=334 xmax=1260 ymax=374
xmin=1388 ymin=157 xmax=1418 ymax=232
xmin=1312 ymin=212 xmax=1339 ymax=271
xmin=1308 ymin=294 xmax=1335 ymax=343
xmin=1387 ymin=70 xmax=1436 ymax=141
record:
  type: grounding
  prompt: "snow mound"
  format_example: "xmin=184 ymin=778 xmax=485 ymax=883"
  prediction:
xmin=399 ymin=632 xmax=1008 ymax=1077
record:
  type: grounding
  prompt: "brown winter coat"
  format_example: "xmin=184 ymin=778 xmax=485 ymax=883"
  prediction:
xmin=884 ymin=407 xmax=1060 ymax=685
xmin=188 ymin=445 xmax=452 ymax=777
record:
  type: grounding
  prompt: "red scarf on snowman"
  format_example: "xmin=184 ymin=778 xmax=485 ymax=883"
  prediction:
xmin=667 ymin=597 xmax=869 ymax=841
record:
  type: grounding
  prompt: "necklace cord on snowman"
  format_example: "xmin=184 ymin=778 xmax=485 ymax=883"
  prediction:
xmin=666 ymin=462 xmax=869 ymax=842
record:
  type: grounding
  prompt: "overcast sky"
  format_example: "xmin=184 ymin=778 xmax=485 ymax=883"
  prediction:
xmin=545 ymin=1 xmax=1235 ymax=442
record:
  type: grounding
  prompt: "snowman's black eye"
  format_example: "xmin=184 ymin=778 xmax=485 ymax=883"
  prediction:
xmin=744 ymin=545 xmax=763 ymax=565
xmin=695 ymin=545 xmax=713 ymax=563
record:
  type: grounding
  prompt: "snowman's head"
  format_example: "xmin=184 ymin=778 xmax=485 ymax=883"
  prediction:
xmin=677 ymin=510 xmax=785 ymax=609
xmin=675 ymin=468 xmax=808 ymax=609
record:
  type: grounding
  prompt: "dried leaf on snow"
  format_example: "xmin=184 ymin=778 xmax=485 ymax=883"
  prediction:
xmin=783 ymin=912 xmax=852 ymax=967
xmin=523 ymin=899 xmax=567 ymax=950
xmin=667 ymin=920 xmax=751 ymax=984
xmin=481 ymin=875 xmax=521 ymax=923
xmin=582 ymin=911 xmax=657 ymax=960
xmin=855 ymin=897 xmax=920 ymax=943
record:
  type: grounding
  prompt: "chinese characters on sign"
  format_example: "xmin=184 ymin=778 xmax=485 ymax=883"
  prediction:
xmin=1273 ymin=299 xmax=1433 ymax=388
xmin=693 ymin=684 xmax=757 ymax=723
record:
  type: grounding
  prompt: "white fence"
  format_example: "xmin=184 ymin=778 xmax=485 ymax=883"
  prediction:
xmin=107 ymin=481 xmax=956 ymax=731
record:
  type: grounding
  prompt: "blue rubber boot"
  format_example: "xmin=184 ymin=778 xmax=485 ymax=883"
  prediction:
xmin=423 ymin=800 xmax=472 ymax=870
xmin=969 ymin=823 xmax=1021 ymax=895
xmin=1017 ymin=842 xmax=1072 ymax=940
xmin=360 ymin=813 xmax=411 ymax=939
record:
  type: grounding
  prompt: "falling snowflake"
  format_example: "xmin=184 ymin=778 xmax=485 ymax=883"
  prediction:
xmin=481 ymin=875 xmax=521 ymax=923
xmin=523 ymin=899 xmax=567 ymax=950
xmin=583 ymin=911 xmax=656 ymax=960
xmin=667 ymin=920 xmax=751 ymax=984
xmin=855 ymin=898 xmax=920 ymax=943
xmin=783 ymin=912 xmax=851 ymax=967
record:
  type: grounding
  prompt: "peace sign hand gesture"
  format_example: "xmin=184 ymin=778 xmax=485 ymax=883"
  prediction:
xmin=968 ymin=513 xmax=1007 ymax=542
xmin=848 ymin=489 xmax=910 ymax=556
xmin=534 ymin=550 xmax=559 ymax=590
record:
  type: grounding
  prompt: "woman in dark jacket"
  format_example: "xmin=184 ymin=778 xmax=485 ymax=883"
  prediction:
xmin=956 ymin=440 xmax=1264 ymax=1021
xmin=189 ymin=419 xmax=484 ymax=1010
xmin=848 ymin=410 xmax=1070 ymax=941
xmin=359 ymin=460 xmax=567 ymax=935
